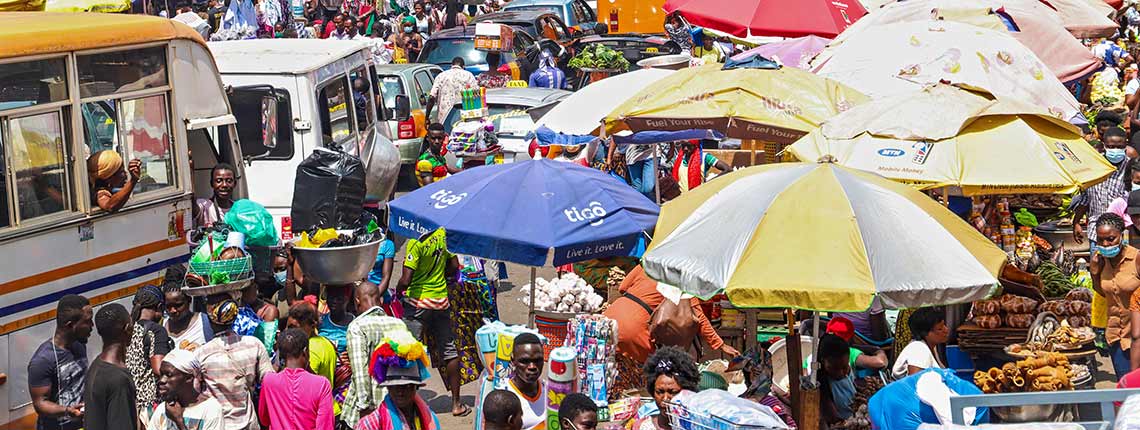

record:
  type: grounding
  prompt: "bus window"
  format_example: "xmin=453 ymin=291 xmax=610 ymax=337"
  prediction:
xmin=8 ymin=111 xmax=70 ymax=221
xmin=119 ymin=95 xmax=174 ymax=193
xmin=0 ymin=134 xmax=9 ymax=229
xmin=0 ymin=58 xmax=68 ymax=110
xmin=76 ymin=46 xmax=168 ymax=98
xmin=317 ymin=77 xmax=355 ymax=146
xmin=81 ymin=101 xmax=119 ymax=156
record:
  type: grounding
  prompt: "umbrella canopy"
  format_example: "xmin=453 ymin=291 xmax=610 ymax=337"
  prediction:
xmin=642 ymin=161 xmax=1007 ymax=311
xmin=786 ymin=85 xmax=1115 ymax=195
xmin=604 ymin=64 xmax=869 ymax=144
xmin=814 ymin=0 xmax=1100 ymax=83
xmin=664 ymin=0 xmax=868 ymax=38
xmin=534 ymin=68 xmax=674 ymax=136
xmin=813 ymin=20 xmax=1082 ymax=124
xmin=388 ymin=159 xmax=659 ymax=266
xmin=1043 ymin=0 xmax=1117 ymax=38
xmin=730 ymin=35 xmax=831 ymax=69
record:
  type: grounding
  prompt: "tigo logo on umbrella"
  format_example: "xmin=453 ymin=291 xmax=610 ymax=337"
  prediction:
xmin=430 ymin=190 xmax=467 ymax=209
xmin=565 ymin=202 xmax=607 ymax=226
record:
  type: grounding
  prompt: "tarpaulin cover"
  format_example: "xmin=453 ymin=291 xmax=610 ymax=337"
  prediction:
xmin=290 ymin=148 xmax=366 ymax=233
xmin=388 ymin=159 xmax=658 ymax=266
xmin=869 ymin=368 xmax=989 ymax=430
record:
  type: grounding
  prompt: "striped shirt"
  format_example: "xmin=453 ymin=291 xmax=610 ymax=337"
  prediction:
xmin=197 ymin=333 xmax=273 ymax=430
xmin=341 ymin=308 xmax=409 ymax=427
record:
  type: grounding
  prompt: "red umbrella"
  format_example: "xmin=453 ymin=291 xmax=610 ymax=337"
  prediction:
xmin=664 ymin=0 xmax=868 ymax=39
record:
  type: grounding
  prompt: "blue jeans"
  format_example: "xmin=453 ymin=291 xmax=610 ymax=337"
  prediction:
xmin=627 ymin=159 xmax=656 ymax=201
xmin=1110 ymin=341 xmax=1132 ymax=379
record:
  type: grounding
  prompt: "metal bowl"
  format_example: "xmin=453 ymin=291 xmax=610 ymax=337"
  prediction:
xmin=991 ymin=404 xmax=1059 ymax=422
xmin=637 ymin=54 xmax=691 ymax=70
xmin=291 ymin=238 xmax=382 ymax=285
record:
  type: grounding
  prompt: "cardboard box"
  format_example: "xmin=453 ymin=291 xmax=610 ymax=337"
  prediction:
xmin=707 ymin=149 xmax=765 ymax=173
xmin=474 ymin=23 xmax=515 ymax=52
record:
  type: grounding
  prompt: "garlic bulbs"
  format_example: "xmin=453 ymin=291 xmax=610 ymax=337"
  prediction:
xmin=519 ymin=273 xmax=606 ymax=313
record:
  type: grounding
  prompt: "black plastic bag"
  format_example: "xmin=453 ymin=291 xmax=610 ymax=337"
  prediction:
xmin=291 ymin=148 xmax=367 ymax=232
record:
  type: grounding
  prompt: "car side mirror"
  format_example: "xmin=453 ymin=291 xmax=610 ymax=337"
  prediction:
xmin=260 ymin=96 xmax=278 ymax=150
xmin=394 ymin=94 xmax=411 ymax=121
xmin=593 ymin=22 xmax=608 ymax=35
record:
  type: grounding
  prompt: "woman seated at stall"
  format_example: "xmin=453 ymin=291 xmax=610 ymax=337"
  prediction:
xmin=632 ymin=346 xmax=700 ymax=430
xmin=87 ymin=150 xmax=142 ymax=213
xmin=890 ymin=307 xmax=949 ymax=379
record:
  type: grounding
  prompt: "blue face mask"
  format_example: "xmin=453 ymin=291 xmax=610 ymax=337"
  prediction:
xmin=274 ymin=270 xmax=287 ymax=285
xmin=404 ymin=26 xmax=414 ymax=33
xmin=1107 ymin=148 xmax=1127 ymax=164
xmin=1099 ymin=244 xmax=1123 ymax=258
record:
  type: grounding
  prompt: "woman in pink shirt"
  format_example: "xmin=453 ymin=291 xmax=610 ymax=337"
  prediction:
xmin=258 ymin=328 xmax=335 ymax=430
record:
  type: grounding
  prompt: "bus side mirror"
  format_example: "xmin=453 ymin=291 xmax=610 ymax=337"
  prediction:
xmin=394 ymin=95 xmax=411 ymax=121
xmin=260 ymin=96 xmax=278 ymax=150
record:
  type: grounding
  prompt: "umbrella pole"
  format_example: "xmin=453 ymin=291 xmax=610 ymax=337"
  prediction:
xmin=798 ymin=311 xmax=822 ymax=430
xmin=654 ymin=144 xmax=661 ymax=204
xmin=785 ymin=310 xmax=803 ymax=425
xmin=528 ymin=267 xmax=537 ymax=328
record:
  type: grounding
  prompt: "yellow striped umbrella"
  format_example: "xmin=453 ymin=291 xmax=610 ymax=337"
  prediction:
xmin=787 ymin=85 xmax=1114 ymax=195
xmin=643 ymin=161 xmax=1007 ymax=311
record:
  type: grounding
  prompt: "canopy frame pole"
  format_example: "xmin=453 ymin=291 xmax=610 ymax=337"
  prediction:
xmin=785 ymin=309 xmax=802 ymax=425
xmin=528 ymin=267 xmax=537 ymax=328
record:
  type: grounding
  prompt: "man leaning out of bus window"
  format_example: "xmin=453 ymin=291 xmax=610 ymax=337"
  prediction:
xmin=87 ymin=150 xmax=142 ymax=213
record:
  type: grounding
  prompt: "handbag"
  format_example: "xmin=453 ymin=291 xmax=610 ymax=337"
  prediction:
xmin=649 ymin=297 xmax=700 ymax=349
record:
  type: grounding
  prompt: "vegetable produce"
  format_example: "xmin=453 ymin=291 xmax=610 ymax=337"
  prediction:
xmin=1036 ymin=262 xmax=1076 ymax=297
xmin=519 ymin=273 xmax=606 ymax=313
xmin=832 ymin=377 xmax=884 ymax=430
xmin=568 ymin=43 xmax=630 ymax=71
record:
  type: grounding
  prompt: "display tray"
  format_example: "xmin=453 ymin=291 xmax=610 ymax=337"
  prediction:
xmin=1003 ymin=344 xmax=1097 ymax=359
xmin=957 ymin=323 xmax=1031 ymax=350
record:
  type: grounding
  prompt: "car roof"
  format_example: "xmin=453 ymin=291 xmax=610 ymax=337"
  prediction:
xmin=373 ymin=63 xmax=442 ymax=74
xmin=209 ymin=39 xmax=372 ymax=74
xmin=504 ymin=0 xmax=570 ymax=7
xmin=485 ymin=87 xmax=571 ymax=106
xmin=475 ymin=10 xmax=554 ymax=24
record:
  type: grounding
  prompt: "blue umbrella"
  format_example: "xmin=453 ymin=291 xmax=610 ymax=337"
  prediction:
xmin=388 ymin=159 xmax=659 ymax=266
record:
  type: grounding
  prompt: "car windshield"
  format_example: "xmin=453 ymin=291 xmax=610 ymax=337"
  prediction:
xmin=378 ymin=75 xmax=406 ymax=118
xmin=422 ymin=39 xmax=486 ymax=65
xmin=443 ymin=104 xmax=533 ymax=134
xmin=505 ymin=5 xmax=563 ymax=20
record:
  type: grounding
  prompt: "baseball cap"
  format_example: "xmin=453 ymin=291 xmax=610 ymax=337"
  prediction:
xmin=826 ymin=316 xmax=855 ymax=342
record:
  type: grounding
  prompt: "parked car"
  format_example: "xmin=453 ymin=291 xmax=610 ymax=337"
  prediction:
xmin=373 ymin=63 xmax=442 ymax=165
xmin=442 ymin=87 xmax=571 ymax=162
xmin=502 ymin=0 xmax=600 ymax=31
xmin=418 ymin=25 xmax=542 ymax=76
xmin=475 ymin=10 xmax=575 ymax=45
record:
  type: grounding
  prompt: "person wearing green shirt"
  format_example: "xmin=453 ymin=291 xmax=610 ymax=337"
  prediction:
xmin=396 ymin=228 xmax=469 ymax=417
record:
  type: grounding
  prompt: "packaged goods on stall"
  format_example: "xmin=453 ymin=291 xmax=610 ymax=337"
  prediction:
xmin=447 ymin=118 xmax=499 ymax=157
xmin=518 ymin=273 xmax=607 ymax=313
xmin=973 ymin=351 xmax=1073 ymax=393
xmin=564 ymin=315 xmax=617 ymax=403
xmin=667 ymin=389 xmax=790 ymax=429
xmin=290 ymin=148 xmax=366 ymax=233
xmin=473 ymin=23 xmax=515 ymax=52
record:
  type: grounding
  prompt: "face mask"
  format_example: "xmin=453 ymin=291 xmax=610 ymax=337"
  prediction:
xmin=423 ymin=3 xmax=430 ymax=9
xmin=1107 ymin=148 xmax=1127 ymax=163
xmin=274 ymin=270 xmax=287 ymax=285
xmin=1099 ymin=244 xmax=1123 ymax=258
xmin=1133 ymin=182 xmax=1140 ymax=191
xmin=404 ymin=26 xmax=414 ymax=33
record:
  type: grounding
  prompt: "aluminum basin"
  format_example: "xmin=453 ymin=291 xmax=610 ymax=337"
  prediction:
xmin=292 ymin=239 xmax=382 ymax=285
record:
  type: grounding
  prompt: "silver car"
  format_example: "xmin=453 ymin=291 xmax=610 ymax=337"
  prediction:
xmin=443 ymin=87 xmax=571 ymax=162
xmin=373 ymin=63 xmax=442 ymax=164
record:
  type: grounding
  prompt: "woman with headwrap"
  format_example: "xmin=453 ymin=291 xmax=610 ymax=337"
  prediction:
xmin=147 ymin=349 xmax=225 ymax=430
xmin=127 ymin=285 xmax=173 ymax=418
xmin=391 ymin=15 xmax=424 ymax=60
xmin=87 ymin=150 xmax=141 ymax=213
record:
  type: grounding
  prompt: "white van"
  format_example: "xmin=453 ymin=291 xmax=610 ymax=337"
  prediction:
xmin=208 ymin=39 xmax=402 ymax=240
xmin=0 ymin=14 xmax=247 ymax=428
